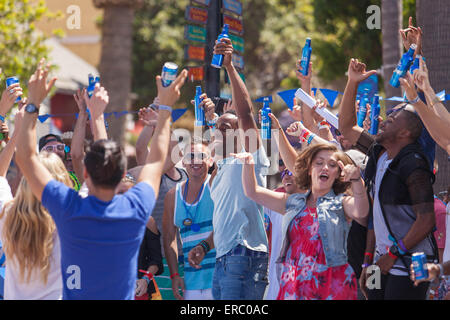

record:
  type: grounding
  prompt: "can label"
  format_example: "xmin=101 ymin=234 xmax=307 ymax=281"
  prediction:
xmin=6 ymin=76 xmax=21 ymax=102
xmin=162 ymin=62 xmax=178 ymax=87
xmin=412 ymin=252 xmax=428 ymax=280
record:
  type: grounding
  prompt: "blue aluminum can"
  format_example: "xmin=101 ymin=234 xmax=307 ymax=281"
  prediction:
xmin=412 ymin=252 xmax=428 ymax=280
xmin=161 ymin=62 xmax=178 ymax=87
xmin=6 ymin=76 xmax=21 ymax=102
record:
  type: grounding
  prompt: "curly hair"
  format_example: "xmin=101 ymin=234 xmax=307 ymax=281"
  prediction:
xmin=294 ymin=143 xmax=354 ymax=195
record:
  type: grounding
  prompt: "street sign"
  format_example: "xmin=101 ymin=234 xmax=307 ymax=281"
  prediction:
xmin=229 ymin=34 xmax=244 ymax=53
xmin=188 ymin=66 xmax=205 ymax=81
xmin=222 ymin=0 xmax=243 ymax=16
xmin=232 ymin=53 xmax=244 ymax=70
xmin=185 ymin=5 xmax=208 ymax=25
xmin=223 ymin=14 xmax=244 ymax=35
xmin=185 ymin=45 xmax=206 ymax=61
xmin=184 ymin=25 xmax=207 ymax=43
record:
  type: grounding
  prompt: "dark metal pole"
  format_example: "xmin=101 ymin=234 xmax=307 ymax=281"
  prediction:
xmin=205 ymin=0 xmax=222 ymax=98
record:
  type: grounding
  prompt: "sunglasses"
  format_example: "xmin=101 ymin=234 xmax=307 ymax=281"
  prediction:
xmin=42 ymin=144 xmax=66 ymax=153
xmin=386 ymin=103 xmax=408 ymax=117
xmin=183 ymin=152 xmax=209 ymax=162
xmin=280 ymin=169 xmax=293 ymax=180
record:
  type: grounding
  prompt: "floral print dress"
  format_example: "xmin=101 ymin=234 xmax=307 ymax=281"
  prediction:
xmin=277 ymin=207 xmax=357 ymax=300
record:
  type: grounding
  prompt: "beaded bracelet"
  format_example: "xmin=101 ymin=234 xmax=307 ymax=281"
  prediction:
xmin=199 ymin=240 xmax=210 ymax=254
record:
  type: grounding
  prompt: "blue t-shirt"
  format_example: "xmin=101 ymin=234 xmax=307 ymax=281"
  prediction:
xmin=42 ymin=180 xmax=156 ymax=300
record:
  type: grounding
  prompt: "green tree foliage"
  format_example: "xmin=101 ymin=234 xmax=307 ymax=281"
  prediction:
xmin=311 ymin=0 xmax=382 ymax=83
xmin=0 ymin=0 xmax=62 ymax=96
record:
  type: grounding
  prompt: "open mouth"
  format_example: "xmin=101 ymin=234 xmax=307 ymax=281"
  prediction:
xmin=319 ymin=173 xmax=329 ymax=182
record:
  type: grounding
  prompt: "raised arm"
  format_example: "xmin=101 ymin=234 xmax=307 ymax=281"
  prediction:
xmin=136 ymin=102 xmax=159 ymax=165
xmin=232 ymin=152 xmax=288 ymax=214
xmin=84 ymin=84 xmax=108 ymax=142
xmin=15 ymin=59 xmax=57 ymax=202
xmin=215 ymin=38 xmax=261 ymax=153
xmin=0 ymin=86 xmax=25 ymax=177
xmin=338 ymin=59 xmax=377 ymax=146
xmin=137 ymin=69 xmax=188 ymax=197
xmin=71 ymin=88 xmax=89 ymax=184
xmin=400 ymin=67 xmax=450 ymax=155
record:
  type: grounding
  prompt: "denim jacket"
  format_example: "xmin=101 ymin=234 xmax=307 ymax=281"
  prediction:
xmin=276 ymin=190 xmax=350 ymax=271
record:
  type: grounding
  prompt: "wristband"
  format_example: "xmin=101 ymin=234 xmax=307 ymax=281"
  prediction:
xmin=158 ymin=105 xmax=173 ymax=113
xmin=199 ymin=240 xmax=210 ymax=254
xmin=0 ymin=114 xmax=5 ymax=122
xmin=307 ymin=133 xmax=315 ymax=145
xmin=398 ymin=239 xmax=408 ymax=254
xmin=300 ymin=128 xmax=311 ymax=143
xmin=318 ymin=120 xmax=330 ymax=130
xmin=406 ymin=95 xmax=420 ymax=105
xmin=364 ymin=252 xmax=374 ymax=260
xmin=388 ymin=248 xmax=398 ymax=260
xmin=170 ymin=273 xmax=180 ymax=280
xmin=361 ymin=263 xmax=371 ymax=269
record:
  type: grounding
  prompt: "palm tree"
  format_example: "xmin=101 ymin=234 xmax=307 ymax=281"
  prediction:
xmin=382 ymin=0 xmax=403 ymax=108
xmin=417 ymin=0 xmax=450 ymax=194
xmin=93 ymin=0 xmax=143 ymax=145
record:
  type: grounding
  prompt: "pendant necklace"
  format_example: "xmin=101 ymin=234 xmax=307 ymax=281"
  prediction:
xmin=182 ymin=178 xmax=204 ymax=232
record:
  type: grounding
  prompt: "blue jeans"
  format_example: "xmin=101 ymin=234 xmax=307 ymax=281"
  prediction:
xmin=212 ymin=245 xmax=269 ymax=300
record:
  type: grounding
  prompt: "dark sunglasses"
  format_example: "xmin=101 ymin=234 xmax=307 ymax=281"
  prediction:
xmin=386 ymin=103 xmax=408 ymax=117
xmin=184 ymin=152 xmax=209 ymax=162
xmin=280 ymin=169 xmax=293 ymax=179
xmin=43 ymin=144 xmax=66 ymax=152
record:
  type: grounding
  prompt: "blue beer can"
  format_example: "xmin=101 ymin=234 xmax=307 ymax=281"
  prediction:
xmin=6 ymin=76 xmax=21 ymax=102
xmin=161 ymin=62 xmax=178 ymax=87
xmin=412 ymin=252 xmax=428 ymax=280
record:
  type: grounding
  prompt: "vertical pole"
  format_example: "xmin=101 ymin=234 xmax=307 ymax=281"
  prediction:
xmin=205 ymin=0 xmax=222 ymax=99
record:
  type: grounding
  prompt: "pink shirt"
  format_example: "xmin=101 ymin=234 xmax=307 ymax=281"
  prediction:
xmin=434 ymin=198 xmax=447 ymax=249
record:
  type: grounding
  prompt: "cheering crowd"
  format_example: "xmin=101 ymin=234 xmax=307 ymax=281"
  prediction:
xmin=0 ymin=18 xmax=449 ymax=301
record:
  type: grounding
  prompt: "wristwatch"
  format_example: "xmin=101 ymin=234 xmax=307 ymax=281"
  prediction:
xmin=25 ymin=103 xmax=39 ymax=114
xmin=388 ymin=245 xmax=402 ymax=258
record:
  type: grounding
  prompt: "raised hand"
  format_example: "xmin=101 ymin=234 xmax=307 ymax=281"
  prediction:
xmin=230 ymin=152 xmax=255 ymax=165
xmin=412 ymin=58 xmax=431 ymax=91
xmin=399 ymin=71 xmax=419 ymax=102
xmin=286 ymin=121 xmax=306 ymax=137
xmin=0 ymin=83 xmax=23 ymax=113
xmin=223 ymin=99 xmax=234 ymax=113
xmin=347 ymin=58 xmax=377 ymax=84
xmin=296 ymin=61 xmax=313 ymax=84
xmin=138 ymin=106 xmax=158 ymax=127
xmin=338 ymin=160 xmax=360 ymax=182
xmin=156 ymin=69 xmax=188 ymax=107
xmin=73 ymin=88 xmax=87 ymax=113
xmin=191 ymin=93 xmax=216 ymax=122
xmin=400 ymin=16 xmax=423 ymax=53
xmin=27 ymin=58 xmax=57 ymax=106
xmin=288 ymin=101 xmax=304 ymax=122
xmin=213 ymin=37 xmax=234 ymax=69
xmin=83 ymin=83 xmax=109 ymax=119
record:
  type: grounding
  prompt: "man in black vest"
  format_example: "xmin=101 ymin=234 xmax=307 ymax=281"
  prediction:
xmin=338 ymin=58 xmax=437 ymax=300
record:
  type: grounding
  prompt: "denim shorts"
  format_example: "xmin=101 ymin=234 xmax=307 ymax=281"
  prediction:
xmin=212 ymin=245 xmax=269 ymax=300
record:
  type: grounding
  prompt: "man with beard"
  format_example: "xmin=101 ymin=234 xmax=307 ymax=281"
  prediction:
xmin=338 ymin=58 xmax=437 ymax=300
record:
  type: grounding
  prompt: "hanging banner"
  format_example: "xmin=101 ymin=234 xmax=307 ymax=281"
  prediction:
xmin=229 ymin=34 xmax=244 ymax=53
xmin=184 ymin=25 xmax=207 ymax=43
xmin=187 ymin=66 xmax=205 ymax=81
xmin=223 ymin=14 xmax=244 ymax=35
xmin=192 ymin=0 xmax=211 ymax=6
xmin=222 ymin=0 xmax=243 ymax=16
xmin=232 ymin=53 xmax=244 ymax=70
xmin=185 ymin=5 xmax=208 ymax=25
xmin=184 ymin=45 xmax=206 ymax=61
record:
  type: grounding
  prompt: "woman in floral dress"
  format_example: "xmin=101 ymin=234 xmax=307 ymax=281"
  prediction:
xmin=233 ymin=143 xmax=369 ymax=300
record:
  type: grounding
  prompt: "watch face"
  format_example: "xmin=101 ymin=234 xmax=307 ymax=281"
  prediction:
xmin=390 ymin=245 xmax=399 ymax=256
xmin=25 ymin=104 xmax=38 ymax=113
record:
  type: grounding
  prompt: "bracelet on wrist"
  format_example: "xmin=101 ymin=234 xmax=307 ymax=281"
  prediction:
xmin=405 ymin=95 xmax=420 ymax=104
xmin=361 ymin=263 xmax=371 ymax=269
xmin=170 ymin=272 xmax=180 ymax=280
xmin=158 ymin=105 xmax=173 ymax=113
xmin=397 ymin=239 xmax=408 ymax=254
xmin=388 ymin=248 xmax=398 ymax=260
xmin=0 ymin=114 xmax=5 ymax=122
xmin=306 ymin=133 xmax=315 ymax=145
xmin=199 ymin=240 xmax=210 ymax=254
xmin=364 ymin=252 xmax=374 ymax=261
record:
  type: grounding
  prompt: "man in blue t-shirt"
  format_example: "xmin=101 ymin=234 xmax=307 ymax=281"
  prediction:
xmin=14 ymin=59 xmax=188 ymax=299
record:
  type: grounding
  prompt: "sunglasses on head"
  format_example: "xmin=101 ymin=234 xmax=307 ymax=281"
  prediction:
xmin=386 ymin=103 xmax=408 ymax=117
xmin=42 ymin=144 xmax=66 ymax=153
xmin=280 ymin=169 xmax=293 ymax=179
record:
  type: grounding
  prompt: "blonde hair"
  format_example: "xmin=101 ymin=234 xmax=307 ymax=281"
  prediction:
xmin=0 ymin=152 xmax=73 ymax=284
